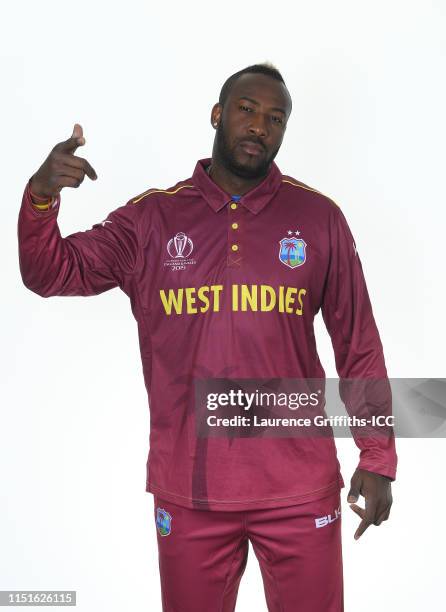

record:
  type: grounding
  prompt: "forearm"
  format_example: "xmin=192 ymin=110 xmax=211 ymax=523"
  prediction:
xmin=18 ymin=178 xmax=137 ymax=298
xmin=342 ymin=378 xmax=397 ymax=480
xmin=18 ymin=179 xmax=113 ymax=297
xmin=18 ymin=179 xmax=75 ymax=297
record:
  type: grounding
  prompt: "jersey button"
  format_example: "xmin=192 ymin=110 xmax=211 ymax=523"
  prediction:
xmin=231 ymin=244 xmax=239 ymax=251
xmin=231 ymin=222 xmax=238 ymax=230
xmin=230 ymin=202 xmax=238 ymax=210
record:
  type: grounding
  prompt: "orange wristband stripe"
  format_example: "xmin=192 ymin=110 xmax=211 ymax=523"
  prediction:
xmin=29 ymin=189 xmax=51 ymax=202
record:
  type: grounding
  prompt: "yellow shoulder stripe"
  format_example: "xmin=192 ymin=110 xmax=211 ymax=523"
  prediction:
xmin=132 ymin=184 xmax=195 ymax=204
xmin=281 ymin=179 xmax=340 ymax=208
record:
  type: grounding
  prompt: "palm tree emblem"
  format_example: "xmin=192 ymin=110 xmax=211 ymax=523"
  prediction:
xmin=283 ymin=239 xmax=297 ymax=266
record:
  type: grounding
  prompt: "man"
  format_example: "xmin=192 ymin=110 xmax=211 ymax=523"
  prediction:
xmin=18 ymin=63 xmax=397 ymax=611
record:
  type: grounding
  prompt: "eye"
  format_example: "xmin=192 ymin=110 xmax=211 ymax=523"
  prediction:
xmin=272 ymin=115 xmax=284 ymax=124
xmin=240 ymin=105 xmax=253 ymax=112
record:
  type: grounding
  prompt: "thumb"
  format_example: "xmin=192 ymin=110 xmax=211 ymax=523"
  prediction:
xmin=57 ymin=123 xmax=86 ymax=154
xmin=347 ymin=475 xmax=361 ymax=503
xmin=347 ymin=489 xmax=359 ymax=504
xmin=71 ymin=123 xmax=85 ymax=145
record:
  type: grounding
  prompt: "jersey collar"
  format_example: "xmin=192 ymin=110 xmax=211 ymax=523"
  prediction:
xmin=192 ymin=158 xmax=283 ymax=215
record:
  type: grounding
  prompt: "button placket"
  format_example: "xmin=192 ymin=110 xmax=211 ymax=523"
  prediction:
xmin=227 ymin=200 xmax=242 ymax=267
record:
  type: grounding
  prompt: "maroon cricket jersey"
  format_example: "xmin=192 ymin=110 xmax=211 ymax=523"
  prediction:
xmin=18 ymin=158 xmax=397 ymax=511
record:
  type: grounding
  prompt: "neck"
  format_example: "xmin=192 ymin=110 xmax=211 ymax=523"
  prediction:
xmin=208 ymin=155 xmax=269 ymax=196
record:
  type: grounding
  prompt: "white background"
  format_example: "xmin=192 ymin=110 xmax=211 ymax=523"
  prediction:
xmin=1 ymin=1 xmax=445 ymax=610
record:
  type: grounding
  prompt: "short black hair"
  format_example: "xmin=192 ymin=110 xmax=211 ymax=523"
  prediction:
xmin=218 ymin=63 xmax=288 ymax=107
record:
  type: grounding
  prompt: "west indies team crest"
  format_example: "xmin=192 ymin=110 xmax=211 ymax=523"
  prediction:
xmin=279 ymin=230 xmax=307 ymax=269
xmin=156 ymin=507 xmax=172 ymax=536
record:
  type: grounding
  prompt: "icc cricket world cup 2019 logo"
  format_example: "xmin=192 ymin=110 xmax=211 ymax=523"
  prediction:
xmin=164 ymin=231 xmax=196 ymax=271
xmin=167 ymin=232 xmax=194 ymax=259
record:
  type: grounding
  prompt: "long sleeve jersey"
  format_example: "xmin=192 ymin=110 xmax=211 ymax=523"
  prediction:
xmin=18 ymin=158 xmax=397 ymax=511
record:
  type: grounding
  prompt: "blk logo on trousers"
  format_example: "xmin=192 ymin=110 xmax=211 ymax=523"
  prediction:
xmin=314 ymin=507 xmax=341 ymax=528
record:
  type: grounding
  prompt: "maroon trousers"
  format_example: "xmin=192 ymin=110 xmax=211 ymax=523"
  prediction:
xmin=153 ymin=489 xmax=343 ymax=611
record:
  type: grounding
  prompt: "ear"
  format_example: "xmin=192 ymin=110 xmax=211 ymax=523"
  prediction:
xmin=210 ymin=103 xmax=222 ymax=129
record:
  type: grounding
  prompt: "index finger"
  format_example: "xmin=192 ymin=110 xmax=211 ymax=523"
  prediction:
xmin=61 ymin=154 xmax=98 ymax=180
xmin=354 ymin=498 xmax=378 ymax=540
xmin=354 ymin=517 xmax=372 ymax=540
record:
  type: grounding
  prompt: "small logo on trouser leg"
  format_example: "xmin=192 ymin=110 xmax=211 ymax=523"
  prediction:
xmin=315 ymin=506 xmax=341 ymax=528
xmin=156 ymin=507 xmax=172 ymax=536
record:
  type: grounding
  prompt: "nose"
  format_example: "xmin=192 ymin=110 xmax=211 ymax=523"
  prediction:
xmin=248 ymin=112 xmax=268 ymax=138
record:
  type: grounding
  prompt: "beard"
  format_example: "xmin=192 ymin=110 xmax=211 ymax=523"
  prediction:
xmin=214 ymin=120 xmax=280 ymax=180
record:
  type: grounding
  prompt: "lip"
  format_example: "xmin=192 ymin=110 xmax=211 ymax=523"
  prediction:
xmin=238 ymin=140 xmax=265 ymax=156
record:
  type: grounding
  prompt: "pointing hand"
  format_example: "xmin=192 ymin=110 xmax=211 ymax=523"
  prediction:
xmin=30 ymin=123 xmax=98 ymax=199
